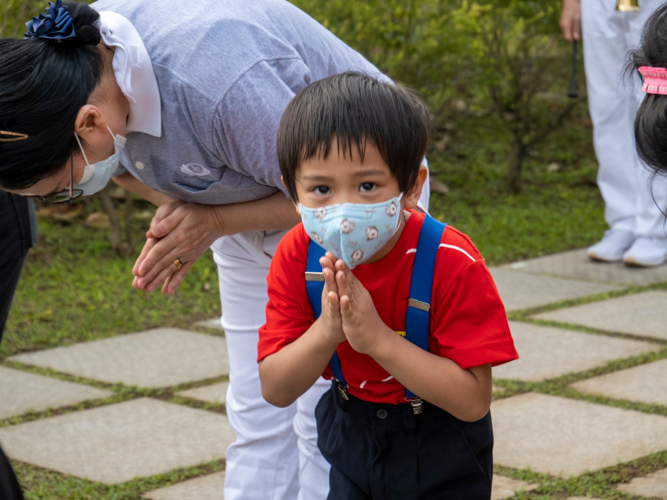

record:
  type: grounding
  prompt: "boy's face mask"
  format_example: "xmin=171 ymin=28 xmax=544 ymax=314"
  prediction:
xmin=298 ymin=193 xmax=403 ymax=269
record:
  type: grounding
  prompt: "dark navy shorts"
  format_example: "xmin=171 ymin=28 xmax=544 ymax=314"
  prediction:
xmin=315 ymin=382 xmax=493 ymax=500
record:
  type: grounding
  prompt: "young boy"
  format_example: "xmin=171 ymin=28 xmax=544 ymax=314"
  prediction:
xmin=258 ymin=72 xmax=518 ymax=499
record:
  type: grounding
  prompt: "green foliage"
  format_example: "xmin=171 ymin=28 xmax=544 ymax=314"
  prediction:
xmin=293 ymin=0 xmax=580 ymax=190
xmin=1 ymin=0 xmax=45 ymax=38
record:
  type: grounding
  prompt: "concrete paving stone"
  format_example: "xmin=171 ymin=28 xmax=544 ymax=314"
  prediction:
xmin=178 ymin=381 xmax=229 ymax=405
xmin=617 ymin=467 xmax=667 ymax=498
xmin=144 ymin=471 xmax=225 ymax=500
xmin=489 ymin=268 xmax=621 ymax=312
xmin=501 ymin=248 xmax=667 ymax=286
xmin=0 ymin=398 xmax=235 ymax=484
xmin=493 ymin=322 xmax=660 ymax=382
xmin=142 ymin=471 xmax=532 ymax=500
xmin=492 ymin=393 xmax=667 ymax=477
xmin=571 ymin=359 xmax=667 ymax=406
xmin=8 ymin=328 xmax=229 ymax=388
xmin=491 ymin=475 xmax=537 ymax=499
xmin=194 ymin=317 xmax=224 ymax=330
xmin=0 ymin=366 xmax=112 ymax=419
xmin=534 ymin=291 xmax=667 ymax=340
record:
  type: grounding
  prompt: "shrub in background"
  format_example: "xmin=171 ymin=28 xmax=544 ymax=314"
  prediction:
xmin=294 ymin=0 xmax=582 ymax=192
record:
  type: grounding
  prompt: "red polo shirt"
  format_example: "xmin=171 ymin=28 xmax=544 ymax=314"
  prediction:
xmin=258 ymin=210 xmax=518 ymax=404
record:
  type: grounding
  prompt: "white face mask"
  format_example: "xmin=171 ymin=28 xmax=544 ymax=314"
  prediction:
xmin=73 ymin=127 xmax=127 ymax=196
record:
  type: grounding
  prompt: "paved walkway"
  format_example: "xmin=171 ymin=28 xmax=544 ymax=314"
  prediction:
xmin=1 ymin=249 xmax=666 ymax=498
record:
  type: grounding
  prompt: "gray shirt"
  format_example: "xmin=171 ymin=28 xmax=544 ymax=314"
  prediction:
xmin=91 ymin=0 xmax=387 ymax=205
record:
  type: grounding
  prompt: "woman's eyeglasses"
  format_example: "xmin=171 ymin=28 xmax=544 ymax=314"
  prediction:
xmin=1 ymin=129 xmax=82 ymax=204
xmin=23 ymin=157 xmax=84 ymax=204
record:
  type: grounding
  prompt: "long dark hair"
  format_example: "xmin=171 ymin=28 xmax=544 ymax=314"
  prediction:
xmin=0 ymin=1 xmax=103 ymax=190
xmin=633 ymin=4 xmax=667 ymax=177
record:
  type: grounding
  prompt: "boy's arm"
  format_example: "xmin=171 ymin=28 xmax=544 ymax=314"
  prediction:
xmin=371 ymin=334 xmax=491 ymax=422
xmin=259 ymin=254 xmax=345 ymax=407
xmin=259 ymin=317 xmax=340 ymax=407
xmin=335 ymin=261 xmax=492 ymax=422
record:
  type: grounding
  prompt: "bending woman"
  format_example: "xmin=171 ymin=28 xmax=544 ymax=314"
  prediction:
xmin=0 ymin=1 xmax=429 ymax=498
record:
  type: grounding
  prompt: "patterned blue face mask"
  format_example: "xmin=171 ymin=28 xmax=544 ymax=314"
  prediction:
xmin=299 ymin=194 xmax=403 ymax=269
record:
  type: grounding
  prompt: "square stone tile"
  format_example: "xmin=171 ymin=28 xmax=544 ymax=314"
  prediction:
xmin=492 ymin=393 xmax=667 ymax=477
xmin=571 ymin=359 xmax=667 ymax=406
xmin=493 ymin=322 xmax=660 ymax=382
xmin=491 ymin=475 xmax=537 ymax=499
xmin=503 ymin=248 xmax=667 ymax=286
xmin=0 ymin=366 xmax=112 ymax=419
xmin=489 ymin=269 xmax=621 ymax=312
xmin=194 ymin=318 xmax=224 ymax=331
xmin=178 ymin=382 xmax=229 ymax=405
xmin=144 ymin=471 xmax=225 ymax=500
xmin=617 ymin=468 xmax=667 ymax=498
xmin=8 ymin=328 xmax=229 ymax=388
xmin=534 ymin=291 xmax=667 ymax=340
xmin=0 ymin=398 xmax=235 ymax=484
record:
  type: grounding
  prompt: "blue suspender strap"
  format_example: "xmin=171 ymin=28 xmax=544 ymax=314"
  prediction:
xmin=305 ymin=241 xmax=347 ymax=387
xmin=405 ymin=215 xmax=447 ymax=399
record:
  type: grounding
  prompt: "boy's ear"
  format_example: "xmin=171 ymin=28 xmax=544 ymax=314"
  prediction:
xmin=404 ymin=165 xmax=429 ymax=210
xmin=283 ymin=175 xmax=301 ymax=214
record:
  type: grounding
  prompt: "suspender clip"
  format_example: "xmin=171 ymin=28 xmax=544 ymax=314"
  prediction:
xmin=410 ymin=398 xmax=423 ymax=414
xmin=337 ymin=382 xmax=350 ymax=401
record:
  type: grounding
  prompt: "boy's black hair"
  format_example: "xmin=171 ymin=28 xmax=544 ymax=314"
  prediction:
xmin=277 ymin=72 xmax=433 ymax=201
xmin=632 ymin=4 xmax=667 ymax=177
xmin=0 ymin=1 xmax=103 ymax=190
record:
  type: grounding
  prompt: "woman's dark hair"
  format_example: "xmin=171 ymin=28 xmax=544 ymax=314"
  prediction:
xmin=278 ymin=72 xmax=433 ymax=201
xmin=0 ymin=1 xmax=103 ymax=190
xmin=633 ymin=4 xmax=667 ymax=177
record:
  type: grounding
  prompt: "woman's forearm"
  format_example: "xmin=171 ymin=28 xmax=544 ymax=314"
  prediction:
xmin=259 ymin=319 xmax=340 ymax=407
xmin=211 ymin=191 xmax=301 ymax=237
xmin=371 ymin=329 xmax=492 ymax=421
xmin=112 ymin=172 xmax=174 ymax=206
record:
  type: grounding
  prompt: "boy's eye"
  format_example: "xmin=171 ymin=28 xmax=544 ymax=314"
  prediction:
xmin=314 ymin=186 xmax=331 ymax=195
xmin=359 ymin=182 xmax=375 ymax=192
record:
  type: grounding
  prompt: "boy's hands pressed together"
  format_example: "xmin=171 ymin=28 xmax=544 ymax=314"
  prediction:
xmin=335 ymin=259 xmax=392 ymax=356
xmin=319 ymin=252 xmax=346 ymax=345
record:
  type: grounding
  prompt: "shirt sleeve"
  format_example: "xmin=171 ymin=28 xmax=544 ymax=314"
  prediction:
xmin=258 ymin=227 xmax=316 ymax=362
xmin=431 ymin=259 xmax=518 ymax=370
xmin=211 ymin=57 xmax=313 ymax=196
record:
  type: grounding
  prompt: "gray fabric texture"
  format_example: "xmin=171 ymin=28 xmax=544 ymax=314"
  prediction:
xmin=91 ymin=0 xmax=387 ymax=205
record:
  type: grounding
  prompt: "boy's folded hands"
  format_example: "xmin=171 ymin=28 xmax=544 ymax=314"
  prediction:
xmin=320 ymin=251 xmax=393 ymax=357
xmin=318 ymin=253 xmax=346 ymax=345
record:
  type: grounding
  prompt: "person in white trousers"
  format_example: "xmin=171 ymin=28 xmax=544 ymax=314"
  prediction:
xmin=560 ymin=0 xmax=667 ymax=266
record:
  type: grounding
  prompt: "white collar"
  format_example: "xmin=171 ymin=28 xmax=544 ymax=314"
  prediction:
xmin=98 ymin=11 xmax=162 ymax=137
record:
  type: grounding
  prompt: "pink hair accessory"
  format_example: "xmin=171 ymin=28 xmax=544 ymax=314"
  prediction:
xmin=639 ymin=66 xmax=667 ymax=95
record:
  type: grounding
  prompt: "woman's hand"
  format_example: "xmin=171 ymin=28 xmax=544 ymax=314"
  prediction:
xmin=560 ymin=0 xmax=581 ymax=42
xmin=132 ymin=200 xmax=185 ymax=278
xmin=132 ymin=202 xmax=225 ymax=295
